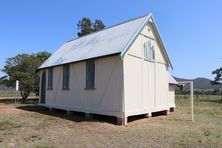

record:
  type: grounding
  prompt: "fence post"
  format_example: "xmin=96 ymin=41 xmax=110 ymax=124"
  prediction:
xmin=15 ymin=80 xmax=19 ymax=104
xmin=190 ymin=81 xmax=194 ymax=122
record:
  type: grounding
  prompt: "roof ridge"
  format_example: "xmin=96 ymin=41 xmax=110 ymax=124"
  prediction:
xmin=39 ymin=13 xmax=153 ymax=69
xmin=66 ymin=14 xmax=150 ymax=43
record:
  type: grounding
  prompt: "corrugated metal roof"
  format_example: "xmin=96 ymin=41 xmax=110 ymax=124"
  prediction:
xmin=169 ymin=73 xmax=178 ymax=85
xmin=39 ymin=15 xmax=149 ymax=69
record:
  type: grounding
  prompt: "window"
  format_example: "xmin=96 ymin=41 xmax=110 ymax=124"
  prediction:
xmin=148 ymin=28 xmax=151 ymax=32
xmin=86 ymin=60 xmax=95 ymax=89
xmin=62 ymin=64 xmax=70 ymax=90
xmin=47 ymin=68 xmax=53 ymax=89
xmin=144 ymin=40 xmax=155 ymax=60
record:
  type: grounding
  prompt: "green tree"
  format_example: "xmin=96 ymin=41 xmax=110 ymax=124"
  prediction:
xmin=212 ymin=67 xmax=222 ymax=84
xmin=212 ymin=67 xmax=222 ymax=99
xmin=77 ymin=17 xmax=105 ymax=37
xmin=0 ymin=51 xmax=51 ymax=102
xmin=93 ymin=19 xmax=105 ymax=32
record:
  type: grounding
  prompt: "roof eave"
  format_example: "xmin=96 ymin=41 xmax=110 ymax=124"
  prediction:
xmin=37 ymin=52 xmax=121 ymax=70
xmin=149 ymin=16 xmax=173 ymax=69
xmin=120 ymin=13 xmax=152 ymax=58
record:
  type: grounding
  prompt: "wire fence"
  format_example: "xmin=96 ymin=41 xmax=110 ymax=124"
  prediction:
xmin=175 ymin=94 xmax=222 ymax=122
xmin=176 ymin=94 xmax=222 ymax=100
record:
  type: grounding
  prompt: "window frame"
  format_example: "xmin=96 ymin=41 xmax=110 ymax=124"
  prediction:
xmin=62 ymin=64 xmax=70 ymax=90
xmin=85 ymin=59 xmax=95 ymax=90
xmin=47 ymin=68 xmax=53 ymax=90
xmin=144 ymin=40 xmax=155 ymax=61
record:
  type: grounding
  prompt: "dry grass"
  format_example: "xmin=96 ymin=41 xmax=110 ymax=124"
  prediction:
xmin=0 ymin=92 xmax=36 ymax=98
xmin=0 ymin=96 xmax=221 ymax=147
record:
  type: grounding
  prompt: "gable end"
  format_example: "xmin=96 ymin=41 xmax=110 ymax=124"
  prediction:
xmin=120 ymin=14 xmax=173 ymax=69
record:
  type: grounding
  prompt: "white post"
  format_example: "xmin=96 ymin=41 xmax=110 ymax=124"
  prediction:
xmin=190 ymin=81 xmax=194 ymax=122
xmin=16 ymin=80 xmax=19 ymax=91
xmin=15 ymin=80 xmax=19 ymax=104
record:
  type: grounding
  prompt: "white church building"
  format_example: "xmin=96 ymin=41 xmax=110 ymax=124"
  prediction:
xmin=38 ymin=13 xmax=177 ymax=126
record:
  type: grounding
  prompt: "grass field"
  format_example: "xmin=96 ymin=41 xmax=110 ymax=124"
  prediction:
xmin=0 ymin=95 xmax=221 ymax=147
xmin=0 ymin=91 xmax=36 ymax=99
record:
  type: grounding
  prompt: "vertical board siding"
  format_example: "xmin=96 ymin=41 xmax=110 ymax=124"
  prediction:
xmin=155 ymin=63 xmax=168 ymax=108
xmin=42 ymin=55 xmax=123 ymax=118
xmin=168 ymin=85 xmax=176 ymax=107
xmin=124 ymin=22 xmax=170 ymax=116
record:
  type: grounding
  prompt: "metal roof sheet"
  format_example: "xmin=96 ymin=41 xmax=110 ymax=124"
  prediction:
xmin=39 ymin=15 xmax=149 ymax=69
xmin=169 ymin=73 xmax=178 ymax=85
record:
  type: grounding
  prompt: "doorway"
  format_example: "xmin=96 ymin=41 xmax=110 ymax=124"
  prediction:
xmin=40 ymin=71 xmax=46 ymax=104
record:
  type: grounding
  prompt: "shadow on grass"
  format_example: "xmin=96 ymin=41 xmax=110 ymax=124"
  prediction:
xmin=16 ymin=105 xmax=117 ymax=125
xmin=16 ymin=105 xmax=178 ymax=125
xmin=0 ymin=98 xmax=39 ymax=104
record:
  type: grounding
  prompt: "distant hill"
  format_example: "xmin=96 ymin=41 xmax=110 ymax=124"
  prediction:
xmin=174 ymin=77 xmax=222 ymax=91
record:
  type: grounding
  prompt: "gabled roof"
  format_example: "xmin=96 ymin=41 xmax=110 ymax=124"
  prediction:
xmin=39 ymin=13 xmax=172 ymax=69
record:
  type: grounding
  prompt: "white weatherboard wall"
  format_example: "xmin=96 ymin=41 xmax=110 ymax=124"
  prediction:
xmin=168 ymin=85 xmax=176 ymax=108
xmin=123 ymin=22 xmax=169 ymax=117
xmin=38 ymin=16 xmax=175 ymax=121
xmin=39 ymin=55 xmax=124 ymax=118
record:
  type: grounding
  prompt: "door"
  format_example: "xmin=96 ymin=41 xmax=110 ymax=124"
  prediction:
xmin=40 ymin=71 xmax=46 ymax=104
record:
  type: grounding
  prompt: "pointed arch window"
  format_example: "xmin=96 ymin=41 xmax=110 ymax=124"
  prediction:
xmin=62 ymin=64 xmax=70 ymax=90
xmin=144 ymin=40 xmax=155 ymax=60
xmin=86 ymin=60 xmax=95 ymax=89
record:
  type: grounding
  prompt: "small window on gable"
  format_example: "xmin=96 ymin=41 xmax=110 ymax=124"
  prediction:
xmin=47 ymin=68 xmax=53 ymax=90
xmin=148 ymin=28 xmax=151 ymax=32
xmin=86 ymin=60 xmax=95 ymax=89
xmin=144 ymin=40 xmax=155 ymax=60
xmin=62 ymin=64 xmax=70 ymax=90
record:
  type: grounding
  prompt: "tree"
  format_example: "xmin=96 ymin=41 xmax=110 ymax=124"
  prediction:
xmin=77 ymin=17 xmax=92 ymax=37
xmin=212 ymin=67 xmax=222 ymax=84
xmin=93 ymin=19 xmax=105 ymax=32
xmin=77 ymin=17 xmax=105 ymax=37
xmin=0 ymin=51 xmax=51 ymax=103
xmin=212 ymin=67 xmax=222 ymax=99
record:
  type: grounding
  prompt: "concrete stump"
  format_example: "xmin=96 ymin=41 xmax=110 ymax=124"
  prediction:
xmin=49 ymin=108 xmax=53 ymax=112
xmin=170 ymin=107 xmax=175 ymax=112
xmin=163 ymin=110 xmax=170 ymax=115
xmin=85 ymin=113 xmax=93 ymax=119
xmin=117 ymin=117 xmax=128 ymax=126
xmin=66 ymin=110 xmax=71 ymax=115
xmin=145 ymin=113 xmax=152 ymax=118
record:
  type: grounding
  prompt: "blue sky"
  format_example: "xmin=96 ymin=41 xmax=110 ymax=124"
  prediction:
xmin=0 ymin=0 xmax=221 ymax=79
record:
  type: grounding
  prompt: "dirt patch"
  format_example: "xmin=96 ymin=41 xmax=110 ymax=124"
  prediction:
xmin=0 ymin=105 xmax=24 ymax=113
